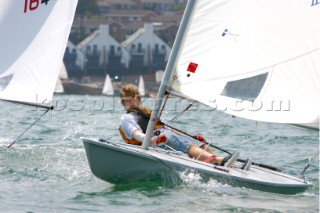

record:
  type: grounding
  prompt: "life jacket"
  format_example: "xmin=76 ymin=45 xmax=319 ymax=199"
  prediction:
xmin=119 ymin=106 xmax=164 ymax=145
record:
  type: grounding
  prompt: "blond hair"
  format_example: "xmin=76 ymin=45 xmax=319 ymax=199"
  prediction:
xmin=120 ymin=84 xmax=141 ymax=105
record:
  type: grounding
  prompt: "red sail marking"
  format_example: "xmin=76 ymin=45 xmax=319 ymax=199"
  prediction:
xmin=186 ymin=62 xmax=198 ymax=77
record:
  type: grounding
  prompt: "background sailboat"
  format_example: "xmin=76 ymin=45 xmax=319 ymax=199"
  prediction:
xmin=138 ymin=75 xmax=146 ymax=96
xmin=102 ymin=74 xmax=114 ymax=96
xmin=59 ymin=62 xmax=69 ymax=80
xmin=0 ymin=0 xmax=78 ymax=108
xmin=54 ymin=63 xmax=68 ymax=94
xmin=81 ymin=0 xmax=318 ymax=194
xmin=54 ymin=78 xmax=64 ymax=94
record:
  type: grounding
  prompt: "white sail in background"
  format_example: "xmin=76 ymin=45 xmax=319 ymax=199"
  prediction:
xmin=171 ymin=0 xmax=320 ymax=124
xmin=138 ymin=75 xmax=146 ymax=96
xmin=0 ymin=0 xmax=78 ymax=107
xmin=54 ymin=78 xmax=64 ymax=94
xmin=59 ymin=63 xmax=68 ymax=80
xmin=102 ymin=74 xmax=114 ymax=96
xmin=54 ymin=63 xmax=68 ymax=94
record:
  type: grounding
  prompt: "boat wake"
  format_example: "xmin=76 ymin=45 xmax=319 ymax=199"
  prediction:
xmin=178 ymin=170 xmax=244 ymax=196
xmin=0 ymin=138 xmax=12 ymax=148
xmin=62 ymin=119 xmax=89 ymax=141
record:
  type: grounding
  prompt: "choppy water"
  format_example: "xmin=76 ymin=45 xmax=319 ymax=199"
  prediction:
xmin=0 ymin=95 xmax=319 ymax=213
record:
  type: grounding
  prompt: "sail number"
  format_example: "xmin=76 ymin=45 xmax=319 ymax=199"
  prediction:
xmin=24 ymin=0 xmax=51 ymax=13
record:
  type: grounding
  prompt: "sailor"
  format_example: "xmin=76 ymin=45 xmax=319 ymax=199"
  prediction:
xmin=118 ymin=83 xmax=246 ymax=168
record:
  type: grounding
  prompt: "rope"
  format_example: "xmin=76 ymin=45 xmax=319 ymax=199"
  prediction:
xmin=166 ymin=103 xmax=193 ymax=126
xmin=153 ymin=103 xmax=193 ymax=139
xmin=158 ymin=76 xmax=177 ymax=119
xmin=7 ymin=109 xmax=50 ymax=148
xmin=195 ymin=115 xmax=232 ymax=160
xmin=301 ymin=148 xmax=320 ymax=180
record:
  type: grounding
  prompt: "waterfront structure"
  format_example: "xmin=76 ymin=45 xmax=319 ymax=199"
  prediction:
xmin=97 ymin=0 xmax=138 ymax=14
xmin=122 ymin=23 xmax=171 ymax=76
xmin=72 ymin=17 xmax=125 ymax=43
xmin=77 ymin=25 xmax=130 ymax=78
xmin=64 ymin=41 xmax=87 ymax=79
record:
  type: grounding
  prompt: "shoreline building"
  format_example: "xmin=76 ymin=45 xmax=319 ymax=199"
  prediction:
xmin=122 ymin=23 xmax=171 ymax=77
xmin=77 ymin=25 xmax=130 ymax=79
xmin=64 ymin=41 xmax=87 ymax=79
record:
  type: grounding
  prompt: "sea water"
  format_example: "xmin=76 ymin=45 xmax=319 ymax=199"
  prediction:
xmin=0 ymin=95 xmax=319 ymax=213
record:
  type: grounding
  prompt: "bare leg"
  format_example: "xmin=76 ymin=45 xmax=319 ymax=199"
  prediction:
xmin=200 ymin=144 xmax=215 ymax=155
xmin=188 ymin=144 xmax=223 ymax=165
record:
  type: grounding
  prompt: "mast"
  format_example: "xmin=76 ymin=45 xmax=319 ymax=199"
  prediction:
xmin=141 ymin=0 xmax=197 ymax=149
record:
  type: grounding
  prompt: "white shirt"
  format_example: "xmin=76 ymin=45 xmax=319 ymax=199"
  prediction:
xmin=120 ymin=112 xmax=142 ymax=139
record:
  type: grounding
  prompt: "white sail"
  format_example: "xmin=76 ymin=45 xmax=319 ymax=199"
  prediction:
xmin=138 ymin=75 xmax=146 ymax=96
xmin=54 ymin=63 xmax=68 ymax=94
xmin=0 ymin=0 xmax=78 ymax=107
xmin=59 ymin=62 xmax=68 ymax=80
xmin=54 ymin=78 xmax=64 ymax=94
xmin=171 ymin=0 xmax=320 ymax=124
xmin=102 ymin=74 xmax=114 ymax=96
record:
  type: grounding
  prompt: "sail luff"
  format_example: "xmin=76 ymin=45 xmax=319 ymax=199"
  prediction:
xmin=142 ymin=0 xmax=198 ymax=149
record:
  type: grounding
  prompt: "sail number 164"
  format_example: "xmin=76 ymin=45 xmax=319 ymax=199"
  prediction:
xmin=24 ymin=0 xmax=51 ymax=13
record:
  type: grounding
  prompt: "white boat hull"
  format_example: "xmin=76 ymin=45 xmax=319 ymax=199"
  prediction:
xmin=81 ymin=137 xmax=312 ymax=194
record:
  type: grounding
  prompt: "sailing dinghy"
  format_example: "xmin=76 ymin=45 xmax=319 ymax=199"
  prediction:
xmin=138 ymin=75 xmax=146 ymax=96
xmin=102 ymin=74 xmax=114 ymax=96
xmin=0 ymin=1 xmax=78 ymax=142
xmin=54 ymin=63 xmax=68 ymax=94
xmin=81 ymin=0 xmax=319 ymax=194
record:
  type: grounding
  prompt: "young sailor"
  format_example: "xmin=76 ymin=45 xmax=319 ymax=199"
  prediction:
xmin=119 ymin=83 xmax=242 ymax=167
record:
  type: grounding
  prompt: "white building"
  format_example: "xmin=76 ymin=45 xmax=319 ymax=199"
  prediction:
xmin=122 ymin=23 xmax=171 ymax=70
xmin=65 ymin=40 xmax=87 ymax=71
xmin=77 ymin=25 xmax=130 ymax=69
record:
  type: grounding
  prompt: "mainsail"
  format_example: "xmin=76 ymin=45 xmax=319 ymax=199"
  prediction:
xmin=170 ymin=1 xmax=320 ymax=125
xmin=0 ymin=0 xmax=78 ymax=108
